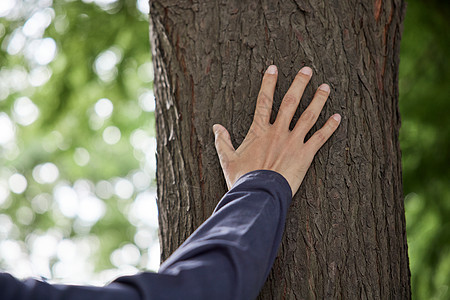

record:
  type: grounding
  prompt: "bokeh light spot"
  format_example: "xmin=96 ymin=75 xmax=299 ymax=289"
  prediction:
xmin=138 ymin=90 xmax=155 ymax=112
xmin=13 ymin=96 xmax=40 ymax=126
xmin=8 ymin=173 xmax=27 ymax=194
xmin=31 ymin=193 xmax=52 ymax=214
xmin=94 ymin=98 xmax=113 ymax=118
xmin=137 ymin=62 xmax=154 ymax=83
xmin=32 ymin=162 xmax=59 ymax=184
xmin=74 ymin=148 xmax=90 ymax=166
xmin=103 ymin=126 xmax=121 ymax=145
xmin=78 ymin=196 xmax=105 ymax=225
xmin=0 ymin=0 xmax=16 ymax=18
xmin=22 ymin=9 xmax=53 ymax=38
xmin=114 ymin=178 xmax=134 ymax=199
xmin=6 ymin=29 xmax=26 ymax=55
xmin=0 ymin=113 xmax=15 ymax=145
xmin=0 ymin=180 xmax=11 ymax=206
xmin=54 ymin=185 xmax=79 ymax=218
xmin=16 ymin=206 xmax=35 ymax=225
xmin=129 ymin=191 xmax=158 ymax=227
xmin=95 ymin=180 xmax=113 ymax=199
xmin=94 ymin=47 xmax=122 ymax=81
xmin=110 ymin=243 xmax=140 ymax=267
xmin=28 ymin=66 xmax=52 ymax=87
xmin=29 ymin=38 xmax=57 ymax=65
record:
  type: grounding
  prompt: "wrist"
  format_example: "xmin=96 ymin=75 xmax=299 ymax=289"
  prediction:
xmin=231 ymin=169 xmax=293 ymax=199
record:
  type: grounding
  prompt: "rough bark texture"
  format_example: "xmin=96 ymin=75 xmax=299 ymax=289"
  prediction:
xmin=149 ymin=0 xmax=411 ymax=298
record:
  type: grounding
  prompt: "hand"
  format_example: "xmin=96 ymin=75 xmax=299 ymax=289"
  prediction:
xmin=213 ymin=65 xmax=341 ymax=196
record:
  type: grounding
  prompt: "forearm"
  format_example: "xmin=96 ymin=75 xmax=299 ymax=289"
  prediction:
xmin=116 ymin=169 xmax=292 ymax=300
xmin=0 ymin=170 xmax=291 ymax=300
xmin=0 ymin=272 xmax=139 ymax=300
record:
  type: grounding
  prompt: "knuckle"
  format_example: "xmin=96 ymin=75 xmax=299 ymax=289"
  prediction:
xmin=248 ymin=124 xmax=262 ymax=136
xmin=315 ymin=131 xmax=327 ymax=143
xmin=300 ymin=110 xmax=316 ymax=124
xmin=252 ymin=114 xmax=265 ymax=128
xmin=245 ymin=127 xmax=260 ymax=142
xmin=257 ymin=92 xmax=272 ymax=108
xmin=282 ymin=94 xmax=298 ymax=106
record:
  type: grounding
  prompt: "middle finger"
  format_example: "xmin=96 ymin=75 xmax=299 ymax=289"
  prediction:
xmin=274 ymin=66 xmax=312 ymax=129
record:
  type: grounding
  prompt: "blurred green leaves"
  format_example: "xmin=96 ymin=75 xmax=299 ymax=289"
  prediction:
xmin=400 ymin=0 xmax=450 ymax=299
xmin=0 ymin=0 xmax=159 ymax=284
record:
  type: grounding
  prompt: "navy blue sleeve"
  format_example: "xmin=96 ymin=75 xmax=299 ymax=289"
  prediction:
xmin=0 ymin=274 xmax=140 ymax=300
xmin=0 ymin=170 xmax=292 ymax=300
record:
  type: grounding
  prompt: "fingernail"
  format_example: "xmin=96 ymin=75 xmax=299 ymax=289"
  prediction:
xmin=212 ymin=124 xmax=219 ymax=134
xmin=266 ymin=65 xmax=277 ymax=74
xmin=299 ymin=67 xmax=312 ymax=76
xmin=332 ymin=114 xmax=341 ymax=122
xmin=319 ymin=84 xmax=330 ymax=92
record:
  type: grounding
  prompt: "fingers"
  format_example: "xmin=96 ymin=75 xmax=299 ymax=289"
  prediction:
xmin=293 ymin=83 xmax=330 ymax=139
xmin=305 ymin=114 xmax=341 ymax=153
xmin=253 ymin=65 xmax=278 ymax=127
xmin=274 ymin=66 xmax=312 ymax=129
xmin=213 ymin=124 xmax=235 ymax=166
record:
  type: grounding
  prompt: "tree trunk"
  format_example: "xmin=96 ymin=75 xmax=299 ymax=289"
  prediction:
xmin=149 ymin=0 xmax=411 ymax=298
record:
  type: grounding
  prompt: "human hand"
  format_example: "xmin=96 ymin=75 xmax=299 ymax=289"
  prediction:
xmin=213 ymin=65 xmax=341 ymax=196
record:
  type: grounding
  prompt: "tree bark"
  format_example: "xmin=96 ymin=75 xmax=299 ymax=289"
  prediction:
xmin=149 ymin=0 xmax=411 ymax=298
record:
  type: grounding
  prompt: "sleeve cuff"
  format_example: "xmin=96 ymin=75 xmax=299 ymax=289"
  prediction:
xmin=231 ymin=169 xmax=293 ymax=200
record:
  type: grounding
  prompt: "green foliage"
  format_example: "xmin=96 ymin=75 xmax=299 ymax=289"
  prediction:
xmin=0 ymin=0 xmax=158 ymax=283
xmin=400 ymin=0 xmax=450 ymax=298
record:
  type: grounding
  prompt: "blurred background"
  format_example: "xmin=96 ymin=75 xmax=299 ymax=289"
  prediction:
xmin=0 ymin=0 xmax=159 ymax=285
xmin=0 ymin=0 xmax=448 ymax=298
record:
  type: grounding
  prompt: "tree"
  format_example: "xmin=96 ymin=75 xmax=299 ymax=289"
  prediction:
xmin=149 ymin=0 xmax=411 ymax=298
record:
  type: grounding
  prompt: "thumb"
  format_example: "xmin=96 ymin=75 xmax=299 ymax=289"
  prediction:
xmin=212 ymin=124 xmax=235 ymax=164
